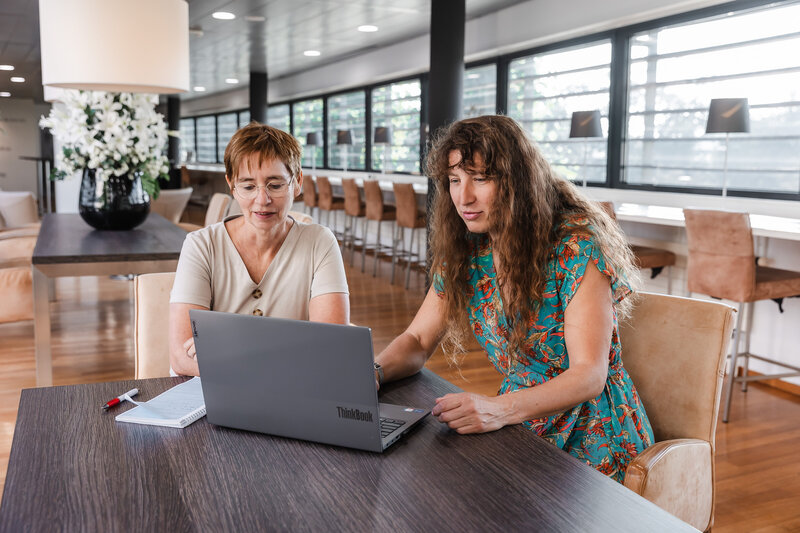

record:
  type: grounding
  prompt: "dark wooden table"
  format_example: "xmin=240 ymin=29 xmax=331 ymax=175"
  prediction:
xmin=31 ymin=213 xmax=187 ymax=386
xmin=0 ymin=370 xmax=696 ymax=532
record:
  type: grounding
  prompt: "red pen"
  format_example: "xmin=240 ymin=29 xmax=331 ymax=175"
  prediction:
xmin=102 ymin=388 xmax=138 ymax=410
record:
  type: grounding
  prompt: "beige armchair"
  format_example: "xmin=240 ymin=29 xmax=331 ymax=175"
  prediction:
xmin=150 ymin=187 xmax=193 ymax=224
xmin=620 ymin=292 xmax=735 ymax=532
xmin=0 ymin=191 xmax=40 ymax=324
xmin=133 ymin=272 xmax=176 ymax=378
xmin=178 ymin=192 xmax=232 ymax=232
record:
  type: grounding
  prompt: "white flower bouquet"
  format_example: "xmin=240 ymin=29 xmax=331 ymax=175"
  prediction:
xmin=39 ymin=90 xmax=170 ymax=199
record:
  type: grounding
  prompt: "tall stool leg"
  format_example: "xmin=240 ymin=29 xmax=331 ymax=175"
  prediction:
xmin=405 ymin=227 xmax=417 ymax=290
xmin=391 ymin=225 xmax=403 ymax=284
xmin=722 ymin=302 xmax=745 ymax=423
xmin=373 ymin=220 xmax=384 ymax=277
xmin=361 ymin=219 xmax=369 ymax=273
xmin=741 ymin=301 xmax=755 ymax=392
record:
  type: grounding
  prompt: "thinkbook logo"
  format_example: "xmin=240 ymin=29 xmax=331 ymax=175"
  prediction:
xmin=337 ymin=407 xmax=373 ymax=422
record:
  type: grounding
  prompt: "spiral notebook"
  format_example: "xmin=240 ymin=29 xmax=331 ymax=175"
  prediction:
xmin=115 ymin=377 xmax=206 ymax=428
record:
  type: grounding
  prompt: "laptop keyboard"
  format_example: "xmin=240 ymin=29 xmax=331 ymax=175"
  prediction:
xmin=380 ymin=417 xmax=406 ymax=438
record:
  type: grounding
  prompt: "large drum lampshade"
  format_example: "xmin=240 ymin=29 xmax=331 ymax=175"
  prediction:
xmin=39 ymin=0 xmax=189 ymax=94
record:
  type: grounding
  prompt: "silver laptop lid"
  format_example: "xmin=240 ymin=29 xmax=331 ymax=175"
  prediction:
xmin=190 ymin=310 xmax=384 ymax=452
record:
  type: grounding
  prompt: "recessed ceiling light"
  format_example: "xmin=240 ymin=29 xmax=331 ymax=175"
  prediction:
xmin=303 ymin=50 xmax=321 ymax=57
xmin=244 ymin=15 xmax=265 ymax=22
xmin=677 ymin=175 xmax=692 ymax=182
xmin=225 ymin=78 xmax=239 ymax=84
xmin=0 ymin=92 xmax=10 ymax=97
xmin=212 ymin=11 xmax=235 ymax=20
xmin=357 ymin=25 xmax=378 ymax=32
xmin=10 ymin=76 xmax=25 ymax=83
xmin=0 ymin=65 xmax=13 ymax=71
xmin=193 ymin=86 xmax=206 ymax=92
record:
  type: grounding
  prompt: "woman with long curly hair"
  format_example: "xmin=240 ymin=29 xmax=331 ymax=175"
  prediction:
xmin=374 ymin=115 xmax=653 ymax=482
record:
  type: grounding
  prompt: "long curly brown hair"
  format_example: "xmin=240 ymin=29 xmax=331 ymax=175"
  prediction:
xmin=427 ymin=115 xmax=639 ymax=365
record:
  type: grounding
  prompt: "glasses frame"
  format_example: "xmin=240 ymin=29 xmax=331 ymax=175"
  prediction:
xmin=232 ymin=180 xmax=294 ymax=200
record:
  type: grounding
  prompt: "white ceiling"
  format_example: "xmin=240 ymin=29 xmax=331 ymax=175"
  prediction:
xmin=0 ymin=0 xmax=525 ymax=102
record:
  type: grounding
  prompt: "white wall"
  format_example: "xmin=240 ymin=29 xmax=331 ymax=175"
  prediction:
xmin=0 ymin=98 xmax=49 ymax=194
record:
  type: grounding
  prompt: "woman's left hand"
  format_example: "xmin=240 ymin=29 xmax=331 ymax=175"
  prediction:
xmin=432 ymin=393 xmax=514 ymax=434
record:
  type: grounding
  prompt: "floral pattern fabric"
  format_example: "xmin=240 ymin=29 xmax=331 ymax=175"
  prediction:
xmin=436 ymin=216 xmax=654 ymax=482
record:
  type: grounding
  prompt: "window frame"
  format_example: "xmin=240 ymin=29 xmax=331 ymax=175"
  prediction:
xmin=177 ymin=0 xmax=798 ymax=200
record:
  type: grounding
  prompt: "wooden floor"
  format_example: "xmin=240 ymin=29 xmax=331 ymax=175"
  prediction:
xmin=2 ymin=252 xmax=799 ymax=531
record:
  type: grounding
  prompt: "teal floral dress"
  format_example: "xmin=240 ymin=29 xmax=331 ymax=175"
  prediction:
xmin=436 ymin=215 xmax=654 ymax=482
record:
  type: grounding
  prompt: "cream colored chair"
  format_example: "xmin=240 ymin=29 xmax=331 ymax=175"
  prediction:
xmin=178 ymin=192 xmax=232 ymax=232
xmin=150 ymin=187 xmax=193 ymax=224
xmin=133 ymin=272 xmax=176 ymax=378
xmin=0 ymin=190 xmax=39 ymax=229
xmin=620 ymin=292 xmax=735 ymax=532
xmin=0 ymin=234 xmax=37 ymax=323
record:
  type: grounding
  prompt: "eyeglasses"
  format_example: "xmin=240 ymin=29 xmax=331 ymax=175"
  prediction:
xmin=233 ymin=181 xmax=292 ymax=200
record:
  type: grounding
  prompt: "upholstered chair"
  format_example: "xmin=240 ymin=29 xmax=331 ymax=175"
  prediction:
xmin=0 ymin=234 xmax=37 ymax=323
xmin=315 ymin=177 xmax=345 ymax=237
xmin=150 ymin=187 xmax=193 ymax=224
xmin=362 ymin=180 xmax=396 ymax=276
xmin=391 ymin=183 xmax=426 ymax=289
xmin=341 ymin=178 xmax=366 ymax=265
xmin=598 ymin=201 xmax=676 ymax=293
xmin=133 ymin=272 xmax=176 ymax=379
xmin=178 ymin=193 xmax=232 ymax=232
xmin=620 ymin=292 xmax=735 ymax=532
xmin=683 ymin=208 xmax=800 ymax=422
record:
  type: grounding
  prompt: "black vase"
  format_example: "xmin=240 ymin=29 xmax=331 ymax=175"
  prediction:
xmin=79 ymin=168 xmax=150 ymax=230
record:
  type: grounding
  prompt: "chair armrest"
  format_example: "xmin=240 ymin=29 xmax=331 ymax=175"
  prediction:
xmin=0 ymin=235 xmax=37 ymax=268
xmin=0 ymin=223 xmax=40 ymax=240
xmin=624 ymin=438 xmax=713 ymax=531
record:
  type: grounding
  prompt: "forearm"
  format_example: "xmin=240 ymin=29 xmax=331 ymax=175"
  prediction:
xmin=500 ymin=365 xmax=607 ymax=424
xmin=375 ymin=331 xmax=431 ymax=384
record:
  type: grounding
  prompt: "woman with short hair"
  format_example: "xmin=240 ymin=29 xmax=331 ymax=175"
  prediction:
xmin=169 ymin=123 xmax=349 ymax=376
xmin=375 ymin=115 xmax=653 ymax=482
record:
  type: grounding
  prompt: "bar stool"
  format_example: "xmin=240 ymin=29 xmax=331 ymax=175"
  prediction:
xmin=341 ymin=178 xmax=366 ymax=266
xmin=302 ymin=175 xmax=318 ymax=220
xmin=392 ymin=183 xmax=426 ymax=289
xmin=683 ymin=208 xmax=800 ymax=423
xmin=362 ymin=180 xmax=396 ymax=276
xmin=598 ymin=201 xmax=676 ymax=294
xmin=315 ymin=176 xmax=345 ymax=238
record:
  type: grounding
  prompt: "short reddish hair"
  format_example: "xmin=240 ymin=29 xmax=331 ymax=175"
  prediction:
xmin=223 ymin=122 xmax=302 ymax=182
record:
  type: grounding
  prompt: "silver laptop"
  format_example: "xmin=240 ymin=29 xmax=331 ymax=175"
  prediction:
xmin=190 ymin=310 xmax=429 ymax=452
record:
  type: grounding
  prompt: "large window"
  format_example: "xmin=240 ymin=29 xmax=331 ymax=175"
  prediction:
xmin=371 ymin=80 xmax=421 ymax=173
xmin=624 ymin=2 xmax=800 ymax=194
xmin=216 ymin=112 xmax=238 ymax=162
xmin=267 ymin=104 xmax=290 ymax=132
xmin=463 ymin=64 xmax=496 ymax=118
xmin=179 ymin=118 xmax=195 ymax=162
xmin=195 ymin=116 xmax=216 ymax=163
xmin=327 ymin=91 xmax=366 ymax=171
xmin=293 ymin=99 xmax=323 ymax=168
xmin=508 ymin=40 xmax=612 ymax=184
